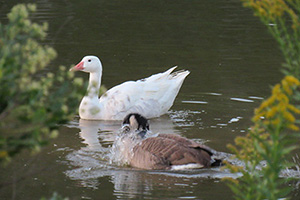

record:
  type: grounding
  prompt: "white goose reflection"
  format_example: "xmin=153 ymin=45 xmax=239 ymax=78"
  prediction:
xmin=78 ymin=119 xmax=120 ymax=149
xmin=76 ymin=116 xmax=180 ymax=149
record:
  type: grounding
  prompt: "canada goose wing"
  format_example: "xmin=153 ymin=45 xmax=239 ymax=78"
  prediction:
xmin=132 ymin=137 xmax=212 ymax=169
xmin=131 ymin=143 xmax=170 ymax=170
xmin=157 ymin=133 xmax=213 ymax=156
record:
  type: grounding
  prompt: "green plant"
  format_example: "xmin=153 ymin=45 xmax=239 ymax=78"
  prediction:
xmin=243 ymin=0 xmax=300 ymax=77
xmin=226 ymin=76 xmax=300 ymax=200
xmin=225 ymin=1 xmax=300 ymax=199
xmin=0 ymin=4 xmax=85 ymax=163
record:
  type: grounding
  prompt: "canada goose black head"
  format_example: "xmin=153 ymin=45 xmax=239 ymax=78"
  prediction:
xmin=122 ymin=113 xmax=150 ymax=137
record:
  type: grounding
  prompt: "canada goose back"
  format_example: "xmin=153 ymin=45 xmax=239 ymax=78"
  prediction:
xmin=130 ymin=134 xmax=213 ymax=170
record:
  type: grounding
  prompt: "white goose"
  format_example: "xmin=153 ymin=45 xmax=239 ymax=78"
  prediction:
xmin=70 ymin=56 xmax=190 ymax=120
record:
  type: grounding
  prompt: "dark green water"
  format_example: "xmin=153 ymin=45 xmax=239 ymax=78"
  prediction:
xmin=1 ymin=0 xmax=300 ymax=199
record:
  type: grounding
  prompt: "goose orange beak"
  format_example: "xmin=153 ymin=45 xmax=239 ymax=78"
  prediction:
xmin=69 ymin=61 xmax=84 ymax=71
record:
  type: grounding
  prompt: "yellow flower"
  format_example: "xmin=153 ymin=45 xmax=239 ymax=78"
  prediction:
xmin=287 ymin=124 xmax=299 ymax=131
xmin=261 ymin=132 xmax=270 ymax=139
xmin=282 ymin=79 xmax=293 ymax=95
xmin=285 ymin=76 xmax=300 ymax=86
xmin=258 ymin=7 xmax=267 ymax=16
xmin=253 ymin=111 xmax=266 ymax=122
xmin=271 ymin=118 xmax=281 ymax=126
xmin=266 ymin=106 xmax=277 ymax=118
xmin=276 ymin=93 xmax=289 ymax=104
xmin=229 ymin=165 xmax=243 ymax=173
xmin=283 ymin=111 xmax=295 ymax=122
xmin=256 ymin=96 xmax=276 ymax=114
xmin=272 ymin=84 xmax=281 ymax=95
xmin=278 ymin=101 xmax=288 ymax=113
xmin=258 ymin=100 xmax=270 ymax=111
xmin=287 ymin=104 xmax=300 ymax=114
xmin=0 ymin=151 xmax=8 ymax=158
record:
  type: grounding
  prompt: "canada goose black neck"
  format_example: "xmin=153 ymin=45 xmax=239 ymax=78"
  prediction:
xmin=123 ymin=113 xmax=150 ymax=131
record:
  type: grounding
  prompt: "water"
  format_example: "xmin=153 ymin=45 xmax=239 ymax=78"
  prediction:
xmin=1 ymin=0 xmax=300 ymax=199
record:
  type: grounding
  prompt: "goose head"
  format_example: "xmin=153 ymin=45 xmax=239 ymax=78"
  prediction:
xmin=70 ymin=55 xmax=102 ymax=73
xmin=121 ymin=113 xmax=150 ymax=137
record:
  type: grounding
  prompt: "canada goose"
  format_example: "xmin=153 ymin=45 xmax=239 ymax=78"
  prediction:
xmin=70 ymin=56 xmax=190 ymax=120
xmin=117 ymin=113 xmax=222 ymax=170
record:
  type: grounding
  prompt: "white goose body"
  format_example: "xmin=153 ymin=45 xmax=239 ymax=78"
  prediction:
xmin=71 ymin=56 xmax=190 ymax=120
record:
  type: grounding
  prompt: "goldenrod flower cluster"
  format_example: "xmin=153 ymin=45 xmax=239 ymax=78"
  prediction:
xmin=242 ymin=0 xmax=300 ymax=30
xmin=231 ymin=75 xmax=300 ymax=161
xmin=253 ymin=75 xmax=300 ymax=131
xmin=226 ymin=2 xmax=300 ymax=199
xmin=226 ymin=76 xmax=300 ymax=187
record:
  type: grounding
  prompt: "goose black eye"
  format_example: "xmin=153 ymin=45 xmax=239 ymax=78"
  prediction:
xmin=88 ymin=59 xmax=92 ymax=62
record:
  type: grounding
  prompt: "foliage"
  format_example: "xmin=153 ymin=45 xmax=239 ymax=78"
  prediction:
xmin=225 ymin=1 xmax=300 ymax=200
xmin=0 ymin=4 xmax=85 ymax=163
xmin=242 ymin=0 xmax=300 ymax=77
xmin=226 ymin=76 xmax=300 ymax=200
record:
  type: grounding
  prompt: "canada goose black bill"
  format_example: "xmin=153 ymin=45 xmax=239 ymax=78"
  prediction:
xmin=121 ymin=113 xmax=223 ymax=170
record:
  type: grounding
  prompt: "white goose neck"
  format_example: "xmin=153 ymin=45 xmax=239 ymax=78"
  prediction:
xmin=87 ymin=71 xmax=101 ymax=98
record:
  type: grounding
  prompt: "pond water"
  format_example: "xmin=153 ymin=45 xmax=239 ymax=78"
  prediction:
xmin=1 ymin=0 xmax=300 ymax=199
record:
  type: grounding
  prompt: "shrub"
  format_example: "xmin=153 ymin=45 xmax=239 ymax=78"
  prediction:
xmin=226 ymin=1 xmax=300 ymax=199
xmin=0 ymin=4 xmax=85 ymax=163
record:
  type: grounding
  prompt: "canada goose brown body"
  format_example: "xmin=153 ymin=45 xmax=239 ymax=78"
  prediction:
xmin=120 ymin=113 xmax=221 ymax=170
xmin=129 ymin=133 xmax=214 ymax=170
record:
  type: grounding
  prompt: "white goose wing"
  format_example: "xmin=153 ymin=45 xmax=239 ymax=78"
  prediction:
xmin=99 ymin=67 xmax=189 ymax=120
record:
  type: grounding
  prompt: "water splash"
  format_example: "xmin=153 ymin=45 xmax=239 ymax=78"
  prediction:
xmin=109 ymin=130 xmax=151 ymax=167
xmin=168 ymin=110 xmax=201 ymax=127
xmin=109 ymin=132 xmax=134 ymax=166
xmin=281 ymin=154 xmax=300 ymax=179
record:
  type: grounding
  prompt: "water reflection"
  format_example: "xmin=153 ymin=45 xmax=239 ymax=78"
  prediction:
xmin=78 ymin=119 xmax=120 ymax=148
xmin=112 ymin=170 xmax=154 ymax=199
xmin=111 ymin=169 xmax=229 ymax=199
xmin=75 ymin=116 xmax=181 ymax=148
